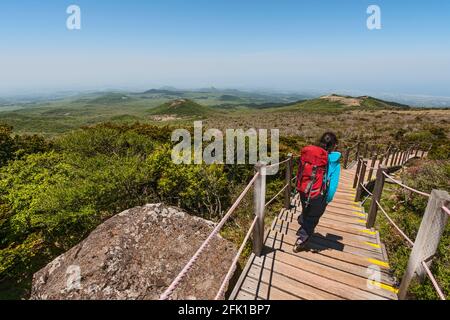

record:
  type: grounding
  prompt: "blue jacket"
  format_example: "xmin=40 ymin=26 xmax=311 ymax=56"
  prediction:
xmin=326 ymin=151 xmax=341 ymax=203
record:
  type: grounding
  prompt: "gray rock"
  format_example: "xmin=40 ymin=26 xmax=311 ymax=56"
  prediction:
xmin=30 ymin=204 xmax=237 ymax=300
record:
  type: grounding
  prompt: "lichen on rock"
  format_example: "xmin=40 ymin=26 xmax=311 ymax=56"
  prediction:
xmin=30 ymin=203 xmax=237 ymax=300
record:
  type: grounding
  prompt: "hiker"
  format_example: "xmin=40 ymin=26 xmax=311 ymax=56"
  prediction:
xmin=293 ymin=132 xmax=341 ymax=252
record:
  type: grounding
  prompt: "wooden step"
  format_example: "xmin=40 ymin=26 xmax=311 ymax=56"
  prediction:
xmin=260 ymin=240 xmax=395 ymax=284
xmin=271 ymin=223 xmax=383 ymax=255
xmin=251 ymin=251 xmax=397 ymax=299
xmin=265 ymin=232 xmax=389 ymax=271
xmin=242 ymin=266 xmax=342 ymax=300
xmin=248 ymin=255 xmax=389 ymax=300
xmin=276 ymin=213 xmax=378 ymax=241
xmin=268 ymin=228 xmax=385 ymax=260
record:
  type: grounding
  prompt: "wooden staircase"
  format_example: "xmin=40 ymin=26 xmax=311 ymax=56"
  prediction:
xmin=230 ymin=166 xmax=398 ymax=300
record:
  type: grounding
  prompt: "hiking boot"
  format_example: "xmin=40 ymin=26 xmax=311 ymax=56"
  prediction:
xmin=293 ymin=236 xmax=310 ymax=253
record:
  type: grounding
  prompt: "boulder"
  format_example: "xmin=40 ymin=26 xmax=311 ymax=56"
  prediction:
xmin=30 ymin=204 xmax=237 ymax=300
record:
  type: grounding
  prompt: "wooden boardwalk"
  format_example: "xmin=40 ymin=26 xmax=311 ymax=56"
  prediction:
xmin=230 ymin=165 xmax=399 ymax=300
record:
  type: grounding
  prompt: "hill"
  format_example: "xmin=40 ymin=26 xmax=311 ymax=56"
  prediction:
xmin=272 ymin=94 xmax=411 ymax=112
xmin=321 ymin=94 xmax=410 ymax=109
xmin=149 ymin=99 xmax=216 ymax=118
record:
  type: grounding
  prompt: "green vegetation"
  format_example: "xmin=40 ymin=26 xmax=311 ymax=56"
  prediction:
xmin=0 ymin=123 xmax=242 ymax=298
xmin=365 ymin=159 xmax=450 ymax=300
xmin=360 ymin=96 xmax=410 ymax=109
xmin=149 ymin=99 xmax=217 ymax=118
xmin=276 ymin=98 xmax=347 ymax=113
xmin=0 ymin=91 xmax=419 ymax=136
xmin=0 ymin=90 xmax=449 ymax=300
xmin=362 ymin=128 xmax=450 ymax=299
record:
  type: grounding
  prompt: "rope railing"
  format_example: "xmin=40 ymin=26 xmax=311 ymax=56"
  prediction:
xmin=266 ymin=158 xmax=291 ymax=169
xmin=161 ymin=153 xmax=299 ymax=300
xmin=375 ymin=200 xmax=415 ymax=247
xmin=359 ymin=182 xmax=373 ymax=196
xmin=215 ymin=216 xmax=258 ymax=300
xmin=265 ymin=183 xmax=289 ymax=207
xmin=353 ymin=143 xmax=449 ymax=300
xmin=382 ymin=172 xmax=431 ymax=198
xmin=421 ymin=260 xmax=446 ymax=300
xmin=160 ymin=172 xmax=260 ymax=300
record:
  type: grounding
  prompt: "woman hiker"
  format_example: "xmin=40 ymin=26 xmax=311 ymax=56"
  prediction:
xmin=293 ymin=132 xmax=341 ymax=252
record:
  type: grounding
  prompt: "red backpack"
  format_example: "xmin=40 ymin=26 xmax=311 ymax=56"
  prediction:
xmin=296 ymin=145 xmax=329 ymax=206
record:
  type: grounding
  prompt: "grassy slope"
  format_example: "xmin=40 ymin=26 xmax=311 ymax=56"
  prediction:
xmin=0 ymin=92 xmax=439 ymax=137
xmin=273 ymin=98 xmax=347 ymax=113
xmin=148 ymin=99 xmax=217 ymax=117
xmin=360 ymin=96 xmax=411 ymax=109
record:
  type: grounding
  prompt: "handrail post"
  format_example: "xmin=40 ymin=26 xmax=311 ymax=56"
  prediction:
xmin=367 ymin=154 xmax=377 ymax=181
xmin=363 ymin=144 xmax=369 ymax=158
xmin=378 ymin=153 xmax=384 ymax=169
xmin=355 ymin=160 xmax=367 ymax=202
xmin=253 ymin=162 xmax=267 ymax=257
xmin=384 ymin=148 xmax=391 ymax=166
xmin=402 ymin=150 xmax=408 ymax=164
xmin=415 ymin=146 xmax=419 ymax=158
xmin=398 ymin=190 xmax=450 ymax=299
xmin=389 ymin=148 xmax=396 ymax=167
xmin=284 ymin=154 xmax=293 ymax=209
xmin=355 ymin=142 xmax=361 ymax=161
xmin=353 ymin=157 xmax=362 ymax=189
xmin=343 ymin=148 xmax=350 ymax=169
xmin=367 ymin=166 xmax=387 ymax=228
xmin=394 ymin=150 xmax=400 ymax=166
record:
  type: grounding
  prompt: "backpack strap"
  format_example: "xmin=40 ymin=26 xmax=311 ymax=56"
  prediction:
xmin=305 ymin=166 xmax=318 ymax=207
xmin=296 ymin=160 xmax=304 ymax=190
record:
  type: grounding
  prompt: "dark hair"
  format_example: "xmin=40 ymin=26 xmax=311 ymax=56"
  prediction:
xmin=319 ymin=132 xmax=338 ymax=152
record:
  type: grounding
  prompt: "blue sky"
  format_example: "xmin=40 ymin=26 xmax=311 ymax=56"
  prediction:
xmin=1 ymin=0 xmax=449 ymax=96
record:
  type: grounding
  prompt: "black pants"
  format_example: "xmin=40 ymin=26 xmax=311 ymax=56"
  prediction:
xmin=297 ymin=194 xmax=328 ymax=240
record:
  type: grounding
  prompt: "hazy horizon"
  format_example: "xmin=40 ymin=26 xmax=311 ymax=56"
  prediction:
xmin=1 ymin=0 xmax=450 ymax=99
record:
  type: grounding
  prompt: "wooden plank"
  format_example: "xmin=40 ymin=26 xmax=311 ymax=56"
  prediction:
xmin=287 ymin=206 xmax=366 ymax=222
xmin=268 ymin=230 xmax=385 ymax=260
xmin=249 ymin=257 xmax=387 ymax=300
xmin=274 ymin=220 xmax=378 ymax=244
xmin=262 ymin=239 xmax=395 ymax=284
xmin=266 ymin=233 xmax=389 ymax=270
xmin=271 ymin=226 xmax=383 ymax=255
xmin=240 ymin=276 xmax=301 ymax=300
xmin=235 ymin=290 xmax=262 ymax=300
xmin=292 ymin=207 xmax=366 ymax=220
xmin=330 ymin=198 xmax=360 ymax=206
xmin=327 ymin=202 xmax=364 ymax=212
xmin=229 ymin=253 xmax=257 ymax=300
xmin=274 ymin=215 xmax=378 ymax=240
xmin=245 ymin=265 xmax=342 ymax=300
xmin=252 ymin=252 xmax=397 ymax=300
